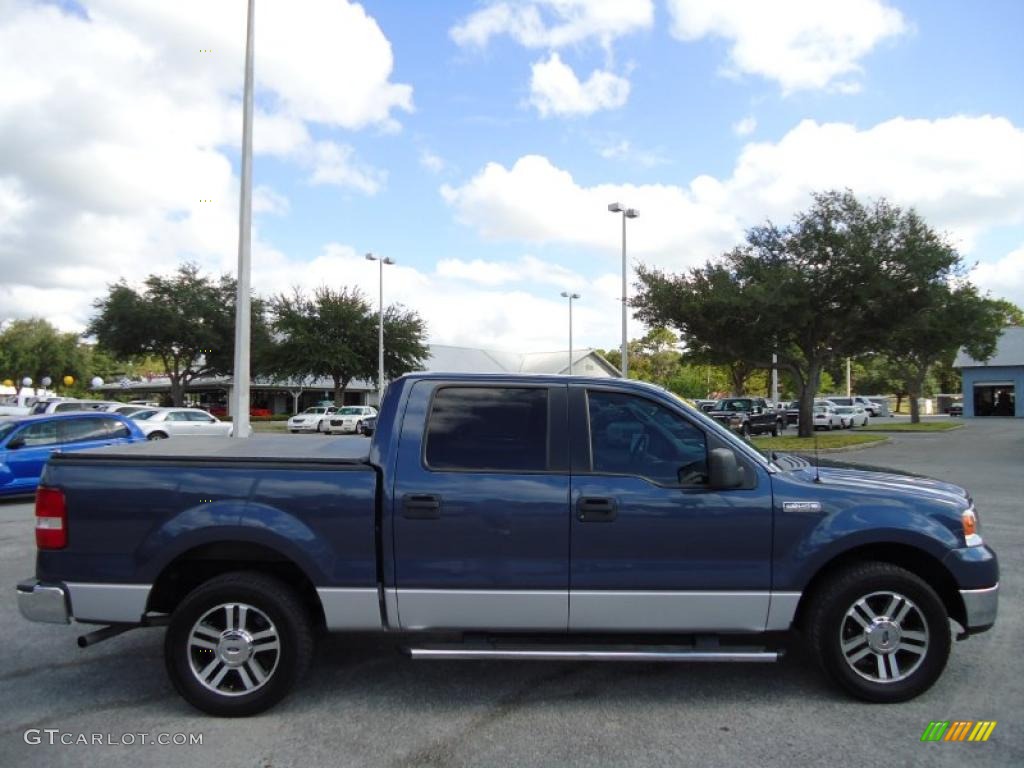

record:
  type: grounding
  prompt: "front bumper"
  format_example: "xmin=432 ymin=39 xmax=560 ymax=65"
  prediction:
xmin=17 ymin=579 xmax=70 ymax=624
xmin=959 ymin=583 xmax=999 ymax=633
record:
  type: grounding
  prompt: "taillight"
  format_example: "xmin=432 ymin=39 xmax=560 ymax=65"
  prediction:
xmin=35 ymin=487 xmax=67 ymax=549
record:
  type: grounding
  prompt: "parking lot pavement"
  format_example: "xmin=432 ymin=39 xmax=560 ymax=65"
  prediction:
xmin=2 ymin=419 xmax=1021 ymax=768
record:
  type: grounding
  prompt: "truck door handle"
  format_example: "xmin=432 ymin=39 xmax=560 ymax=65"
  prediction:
xmin=577 ymin=496 xmax=618 ymax=522
xmin=402 ymin=494 xmax=441 ymax=519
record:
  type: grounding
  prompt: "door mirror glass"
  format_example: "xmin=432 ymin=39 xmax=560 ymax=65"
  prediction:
xmin=7 ymin=437 xmax=25 ymax=450
xmin=708 ymin=448 xmax=742 ymax=489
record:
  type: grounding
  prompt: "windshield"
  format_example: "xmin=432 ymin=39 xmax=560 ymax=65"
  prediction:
xmin=835 ymin=406 xmax=853 ymax=413
xmin=338 ymin=407 xmax=362 ymax=415
xmin=302 ymin=408 xmax=326 ymax=414
xmin=814 ymin=406 xmax=830 ymax=413
xmin=131 ymin=409 xmax=159 ymax=420
xmin=0 ymin=422 xmax=17 ymax=443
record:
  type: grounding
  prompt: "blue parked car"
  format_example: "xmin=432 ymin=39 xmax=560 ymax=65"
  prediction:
xmin=0 ymin=412 xmax=146 ymax=496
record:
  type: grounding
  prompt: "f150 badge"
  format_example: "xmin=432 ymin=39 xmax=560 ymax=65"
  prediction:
xmin=782 ymin=501 xmax=823 ymax=513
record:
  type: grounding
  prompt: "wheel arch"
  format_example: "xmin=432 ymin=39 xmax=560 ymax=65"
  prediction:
xmin=147 ymin=540 xmax=326 ymax=630
xmin=793 ymin=542 xmax=966 ymax=631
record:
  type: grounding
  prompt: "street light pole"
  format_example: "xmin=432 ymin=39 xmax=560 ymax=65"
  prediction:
xmin=366 ymin=253 xmax=395 ymax=404
xmin=560 ymin=291 xmax=581 ymax=374
xmin=607 ymin=202 xmax=639 ymax=378
xmin=230 ymin=0 xmax=255 ymax=439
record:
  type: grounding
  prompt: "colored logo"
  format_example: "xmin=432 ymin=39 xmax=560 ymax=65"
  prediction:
xmin=921 ymin=721 xmax=997 ymax=742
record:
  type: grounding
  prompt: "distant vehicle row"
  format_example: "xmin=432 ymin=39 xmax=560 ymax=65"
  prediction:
xmin=287 ymin=405 xmax=377 ymax=435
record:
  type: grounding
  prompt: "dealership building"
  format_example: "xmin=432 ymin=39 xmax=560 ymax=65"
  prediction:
xmin=97 ymin=344 xmax=620 ymax=414
xmin=955 ymin=326 xmax=1023 ymax=417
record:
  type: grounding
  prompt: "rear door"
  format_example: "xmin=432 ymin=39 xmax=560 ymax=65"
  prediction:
xmin=5 ymin=420 xmax=59 ymax=490
xmin=162 ymin=410 xmax=192 ymax=435
xmin=568 ymin=386 xmax=773 ymax=632
xmin=392 ymin=381 xmax=570 ymax=631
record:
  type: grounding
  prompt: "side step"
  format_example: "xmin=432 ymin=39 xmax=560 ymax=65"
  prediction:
xmin=406 ymin=645 xmax=779 ymax=663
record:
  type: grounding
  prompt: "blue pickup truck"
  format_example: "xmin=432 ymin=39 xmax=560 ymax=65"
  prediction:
xmin=17 ymin=374 xmax=998 ymax=716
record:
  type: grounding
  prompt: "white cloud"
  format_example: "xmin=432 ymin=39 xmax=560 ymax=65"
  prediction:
xmin=451 ymin=0 xmax=653 ymax=50
xmin=307 ymin=142 xmax=386 ymax=195
xmin=732 ymin=116 xmax=757 ymax=136
xmin=253 ymin=186 xmax=290 ymax=216
xmin=436 ymin=255 xmax=582 ymax=289
xmin=419 ymin=149 xmax=445 ymax=174
xmin=442 ymin=115 xmax=1024 ymax=265
xmin=253 ymin=245 xmax=620 ymax=350
xmin=529 ymin=53 xmax=630 ymax=117
xmin=0 ymin=0 xmax=410 ymax=328
xmin=666 ymin=0 xmax=908 ymax=93
xmin=971 ymin=245 xmax=1024 ymax=309
xmin=598 ymin=140 xmax=668 ymax=168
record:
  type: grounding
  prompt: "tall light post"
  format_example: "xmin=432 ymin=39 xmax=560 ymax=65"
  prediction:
xmin=230 ymin=0 xmax=255 ymax=439
xmin=560 ymin=291 xmax=581 ymax=374
xmin=607 ymin=202 xmax=639 ymax=377
xmin=366 ymin=253 xmax=395 ymax=403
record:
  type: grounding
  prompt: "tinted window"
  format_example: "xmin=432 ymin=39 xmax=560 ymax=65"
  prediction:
xmin=17 ymin=420 xmax=59 ymax=447
xmin=588 ymin=391 xmax=707 ymax=487
xmin=131 ymin=409 xmax=158 ymax=420
xmin=165 ymin=411 xmax=190 ymax=421
xmin=60 ymin=417 xmax=113 ymax=442
xmin=185 ymin=411 xmax=215 ymax=422
xmin=425 ymin=387 xmax=548 ymax=472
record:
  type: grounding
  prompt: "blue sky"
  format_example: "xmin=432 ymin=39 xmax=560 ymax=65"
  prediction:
xmin=2 ymin=0 xmax=1023 ymax=349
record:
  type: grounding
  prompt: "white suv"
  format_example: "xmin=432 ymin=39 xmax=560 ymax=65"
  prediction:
xmin=325 ymin=406 xmax=377 ymax=435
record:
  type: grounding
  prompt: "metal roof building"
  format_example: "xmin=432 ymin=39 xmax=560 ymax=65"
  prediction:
xmin=954 ymin=326 xmax=1023 ymax=417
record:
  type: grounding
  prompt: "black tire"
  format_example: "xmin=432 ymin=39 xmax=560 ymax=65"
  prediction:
xmin=164 ymin=571 xmax=314 ymax=717
xmin=740 ymin=422 xmax=751 ymax=438
xmin=356 ymin=420 xmax=364 ymax=434
xmin=316 ymin=420 xmax=325 ymax=434
xmin=148 ymin=431 xmax=168 ymax=441
xmin=803 ymin=561 xmax=951 ymax=703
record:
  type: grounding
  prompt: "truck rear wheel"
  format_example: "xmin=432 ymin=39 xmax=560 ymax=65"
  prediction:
xmin=804 ymin=561 xmax=950 ymax=702
xmin=164 ymin=571 xmax=314 ymax=716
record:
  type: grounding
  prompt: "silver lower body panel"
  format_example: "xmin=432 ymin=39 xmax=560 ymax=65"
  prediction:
xmin=408 ymin=647 xmax=779 ymax=662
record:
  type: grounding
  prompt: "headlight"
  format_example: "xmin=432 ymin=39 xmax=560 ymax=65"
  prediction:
xmin=962 ymin=507 xmax=982 ymax=547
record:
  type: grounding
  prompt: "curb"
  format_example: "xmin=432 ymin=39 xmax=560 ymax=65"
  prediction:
xmin=860 ymin=424 xmax=965 ymax=434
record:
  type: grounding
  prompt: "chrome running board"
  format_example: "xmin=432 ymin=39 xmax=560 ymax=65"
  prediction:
xmin=406 ymin=647 xmax=779 ymax=663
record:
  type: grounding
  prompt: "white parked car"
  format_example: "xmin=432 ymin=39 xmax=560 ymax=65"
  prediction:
xmin=133 ymin=408 xmax=232 ymax=440
xmin=812 ymin=404 xmax=844 ymax=431
xmin=325 ymin=405 xmax=378 ymax=435
xmin=834 ymin=404 xmax=870 ymax=428
xmin=28 ymin=398 xmax=123 ymax=415
xmin=287 ymin=406 xmax=337 ymax=434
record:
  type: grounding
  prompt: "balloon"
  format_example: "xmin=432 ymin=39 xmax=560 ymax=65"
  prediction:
xmin=2 ymin=379 xmax=12 ymax=388
xmin=90 ymin=376 xmax=104 ymax=388
xmin=21 ymin=377 xmax=32 ymax=387
xmin=41 ymin=376 xmax=52 ymax=387
xmin=63 ymin=375 xmax=74 ymax=387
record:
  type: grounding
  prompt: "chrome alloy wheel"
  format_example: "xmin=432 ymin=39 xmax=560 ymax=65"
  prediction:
xmin=840 ymin=591 xmax=928 ymax=683
xmin=188 ymin=603 xmax=280 ymax=697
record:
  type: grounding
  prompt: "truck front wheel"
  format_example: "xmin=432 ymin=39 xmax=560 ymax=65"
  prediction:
xmin=804 ymin=561 xmax=951 ymax=702
xmin=164 ymin=571 xmax=314 ymax=716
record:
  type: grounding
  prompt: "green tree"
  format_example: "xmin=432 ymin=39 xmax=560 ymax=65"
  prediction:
xmin=634 ymin=190 xmax=965 ymax=436
xmin=269 ymin=286 xmax=428 ymax=406
xmin=87 ymin=263 xmax=271 ymax=406
xmin=991 ymin=298 xmax=1024 ymax=326
xmin=883 ymin=283 xmax=1004 ymax=422
xmin=0 ymin=318 xmax=89 ymax=392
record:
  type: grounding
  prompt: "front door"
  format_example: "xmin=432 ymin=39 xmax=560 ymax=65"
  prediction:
xmin=568 ymin=386 xmax=773 ymax=632
xmin=392 ymin=381 xmax=570 ymax=631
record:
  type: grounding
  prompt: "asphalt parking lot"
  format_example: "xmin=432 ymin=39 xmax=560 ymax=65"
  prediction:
xmin=1 ymin=420 xmax=1021 ymax=768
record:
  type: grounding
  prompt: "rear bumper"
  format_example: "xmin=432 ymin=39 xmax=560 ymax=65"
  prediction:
xmin=959 ymin=583 xmax=999 ymax=633
xmin=17 ymin=579 xmax=70 ymax=624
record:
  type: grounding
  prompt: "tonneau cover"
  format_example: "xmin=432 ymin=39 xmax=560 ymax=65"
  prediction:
xmin=52 ymin=435 xmax=372 ymax=465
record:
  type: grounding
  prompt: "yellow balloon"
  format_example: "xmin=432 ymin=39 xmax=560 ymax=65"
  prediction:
xmin=63 ymin=375 xmax=75 ymax=387
xmin=2 ymin=379 xmax=12 ymax=388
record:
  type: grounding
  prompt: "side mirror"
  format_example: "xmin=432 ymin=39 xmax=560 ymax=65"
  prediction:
xmin=708 ymin=448 xmax=743 ymax=489
xmin=6 ymin=437 xmax=25 ymax=450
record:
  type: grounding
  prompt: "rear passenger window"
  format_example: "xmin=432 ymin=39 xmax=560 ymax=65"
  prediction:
xmin=60 ymin=418 xmax=112 ymax=443
xmin=425 ymin=387 xmax=548 ymax=472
